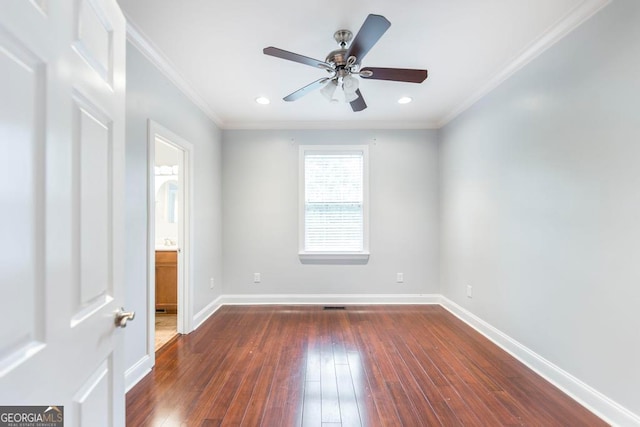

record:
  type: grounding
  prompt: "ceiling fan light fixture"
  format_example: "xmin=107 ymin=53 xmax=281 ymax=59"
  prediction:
xmin=342 ymin=75 xmax=359 ymax=102
xmin=398 ymin=96 xmax=412 ymax=104
xmin=255 ymin=96 xmax=270 ymax=105
xmin=320 ymin=79 xmax=338 ymax=101
xmin=344 ymin=90 xmax=359 ymax=103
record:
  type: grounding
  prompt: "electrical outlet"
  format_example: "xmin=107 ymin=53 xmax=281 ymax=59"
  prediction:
xmin=467 ymin=285 xmax=473 ymax=298
xmin=396 ymin=273 xmax=404 ymax=283
xmin=254 ymin=273 xmax=261 ymax=283
xmin=210 ymin=277 xmax=215 ymax=289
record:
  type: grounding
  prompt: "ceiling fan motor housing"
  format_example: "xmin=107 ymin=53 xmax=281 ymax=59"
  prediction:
xmin=326 ymin=48 xmax=348 ymax=67
xmin=328 ymin=30 xmax=356 ymax=76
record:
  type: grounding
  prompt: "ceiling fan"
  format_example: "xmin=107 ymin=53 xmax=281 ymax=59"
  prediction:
xmin=263 ymin=14 xmax=428 ymax=112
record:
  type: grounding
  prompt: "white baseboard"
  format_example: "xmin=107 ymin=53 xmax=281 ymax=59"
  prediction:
xmin=192 ymin=295 xmax=224 ymax=331
xmin=440 ymin=297 xmax=640 ymax=427
xmin=124 ymin=354 xmax=153 ymax=392
xmin=220 ymin=293 xmax=441 ymax=305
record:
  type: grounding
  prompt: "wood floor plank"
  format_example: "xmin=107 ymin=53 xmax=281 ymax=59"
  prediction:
xmin=302 ymin=380 xmax=322 ymax=427
xmin=419 ymin=322 xmax=511 ymax=425
xmin=262 ymin=310 xmax=306 ymax=427
xmin=239 ymin=315 xmax=283 ymax=426
xmin=335 ymin=363 xmax=362 ymax=426
xmin=193 ymin=307 xmax=272 ymax=425
xmin=428 ymin=315 xmax=576 ymax=425
xmin=388 ymin=332 xmax=461 ymax=425
xmin=320 ymin=330 xmax=341 ymax=423
xmin=126 ymin=305 xmax=608 ymax=427
xmin=346 ymin=352 xmax=379 ymax=427
xmin=220 ymin=350 xmax=267 ymax=425
xmin=352 ymin=324 xmax=404 ymax=426
xmin=357 ymin=319 xmax=423 ymax=426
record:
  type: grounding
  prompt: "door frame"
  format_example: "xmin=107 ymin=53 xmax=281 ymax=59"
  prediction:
xmin=147 ymin=119 xmax=193 ymax=359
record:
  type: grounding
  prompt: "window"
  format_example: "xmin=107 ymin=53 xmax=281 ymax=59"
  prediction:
xmin=299 ymin=145 xmax=369 ymax=263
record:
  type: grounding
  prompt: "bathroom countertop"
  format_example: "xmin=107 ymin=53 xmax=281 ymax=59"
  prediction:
xmin=155 ymin=246 xmax=179 ymax=251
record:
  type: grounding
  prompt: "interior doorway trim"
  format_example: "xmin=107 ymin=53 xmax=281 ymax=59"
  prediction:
xmin=147 ymin=119 xmax=194 ymax=363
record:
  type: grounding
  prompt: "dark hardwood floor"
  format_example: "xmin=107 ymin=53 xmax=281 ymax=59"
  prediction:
xmin=126 ymin=305 xmax=606 ymax=426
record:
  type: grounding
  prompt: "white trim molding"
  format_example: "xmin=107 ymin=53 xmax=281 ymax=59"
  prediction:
xmin=125 ymin=354 xmax=152 ymax=392
xmin=223 ymin=120 xmax=440 ymax=131
xmin=220 ymin=294 xmax=441 ymax=306
xmin=125 ymin=19 xmax=224 ymax=127
xmin=440 ymin=297 xmax=640 ymax=427
xmin=437 ymin=0 xmax=612 ymax=127
xmin=193 ymin=295 xmax=225 ymax=331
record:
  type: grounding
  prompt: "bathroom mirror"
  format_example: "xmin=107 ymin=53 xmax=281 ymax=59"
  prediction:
xmin=157 ymin=180 xmax=178 ymax=223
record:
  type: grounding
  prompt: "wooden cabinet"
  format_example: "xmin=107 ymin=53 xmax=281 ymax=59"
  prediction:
xmin=155 ymin=250 xmax=177 ymax=313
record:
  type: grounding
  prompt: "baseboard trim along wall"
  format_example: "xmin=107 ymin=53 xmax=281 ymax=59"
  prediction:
xmin=221 ymin=293 xmax=441 ymax=306
xmin=440 ymin=297 xmax=640 ymax=427
xmin=124 ymin=354 xmax=153 ymax=392
xmin=193 ymin=295 xmax=225 ymax=331
xmin=125 ymin=293 xmax=640 ymax=426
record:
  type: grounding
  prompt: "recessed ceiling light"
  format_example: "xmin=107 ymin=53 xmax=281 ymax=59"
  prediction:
xmin=255 ymin=96 xmax=270 ymax=105
xmin=398 ymin=96 xmax=412 ymax=104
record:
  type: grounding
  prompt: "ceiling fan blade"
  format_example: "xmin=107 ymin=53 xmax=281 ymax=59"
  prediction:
xmin=283 ymin=78 xmax=330 ymax=102
xmin=264 ymin=47 xmax=333 ymax=71
xmin=360 ymin=67 xmax=428 ymax=83
xmin=346 ymin=14 xmax=391 ymax=64
xmin=350 ymin=89 xmax=367 ymax=112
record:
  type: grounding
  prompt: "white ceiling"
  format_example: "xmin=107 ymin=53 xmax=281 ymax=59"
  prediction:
xmin=117 ymin=0 xmax=609 ymax=129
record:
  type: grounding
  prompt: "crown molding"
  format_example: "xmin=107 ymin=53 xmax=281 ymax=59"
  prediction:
xmin=123 ymin=0 xmax=609 ymax=131
xmin=124 ymin=19 xmax=224 ymax=128
xmin=124 ymin=21 xmax=435 ymax=131
xmin=223 ymin=119 xmax=439 ymax=130
xmin=437 ymin=0 xmax=612 ymax=128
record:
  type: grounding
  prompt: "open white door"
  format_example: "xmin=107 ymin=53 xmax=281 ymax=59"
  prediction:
xmin=0 ymin=0 xmax=127 ymax=425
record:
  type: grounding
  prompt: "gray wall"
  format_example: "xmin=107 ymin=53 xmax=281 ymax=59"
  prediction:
xmin=123 ymin=0 xmax=640 ymax=418
xmin=124 ymin=42 xmax=223 ymax=372
xmin=222 ymin=129 xmax=439 ymax=295
xmin=439 ymin=0 xmax=640 ymax=415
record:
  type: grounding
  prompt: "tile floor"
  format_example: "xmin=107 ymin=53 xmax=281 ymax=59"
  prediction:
xmin=155 ymin=313 xmax=177 ymax=351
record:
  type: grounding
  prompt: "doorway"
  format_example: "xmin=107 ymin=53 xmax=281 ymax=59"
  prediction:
xmin=148 ymin=120 xmax=193 ymax=356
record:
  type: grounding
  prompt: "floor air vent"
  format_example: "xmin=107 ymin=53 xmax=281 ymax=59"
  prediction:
xmin=323 ymin=306 xmax=346 ymax=310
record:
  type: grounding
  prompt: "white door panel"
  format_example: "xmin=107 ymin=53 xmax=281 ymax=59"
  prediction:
xmin=0 ymin=24 xmax=47 ymax=379
xmin=0 ymin=0 xmax=126 ymax=425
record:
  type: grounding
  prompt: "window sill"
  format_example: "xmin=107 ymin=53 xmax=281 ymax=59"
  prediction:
xmin=298 ymin=252 xmax=370 ymax=265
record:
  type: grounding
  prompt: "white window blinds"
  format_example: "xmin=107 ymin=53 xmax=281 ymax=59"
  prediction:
xmin=304 ymin=151 xmax=364 ymax=252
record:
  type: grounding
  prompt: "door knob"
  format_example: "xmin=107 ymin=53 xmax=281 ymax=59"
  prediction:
xmin=115 ymin=308 xmax=135 ymax=328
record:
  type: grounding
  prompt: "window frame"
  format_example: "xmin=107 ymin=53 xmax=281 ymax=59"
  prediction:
xmin=298 ymin=144 xmax=370 ymax=264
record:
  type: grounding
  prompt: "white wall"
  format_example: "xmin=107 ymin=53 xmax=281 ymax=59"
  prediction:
xmin=439 ymin=0 xmax=640 ymax=417
xmin=124 ymin=42 xmax=223 ymax=375
xmin=222 ymin=129 xmax=439 ymax=296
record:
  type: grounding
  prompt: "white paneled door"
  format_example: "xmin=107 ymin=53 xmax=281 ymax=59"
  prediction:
xmin=0 ymin=0 xmax=127 ymax=425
